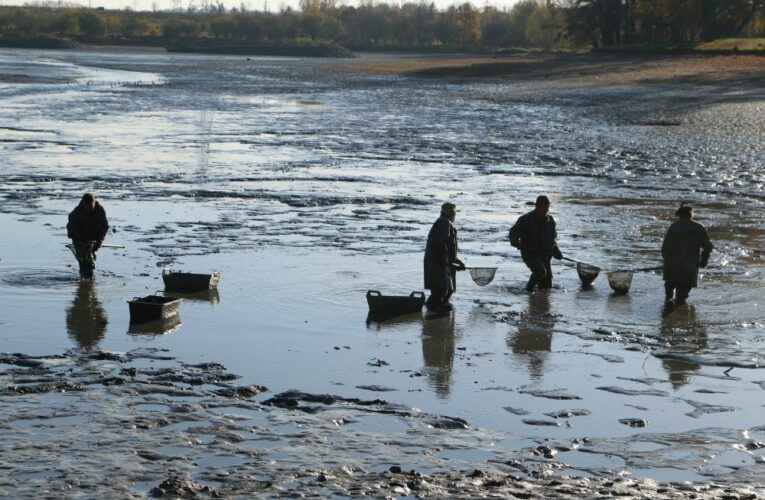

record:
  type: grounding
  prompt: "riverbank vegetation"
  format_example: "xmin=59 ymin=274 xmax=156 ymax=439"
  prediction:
xmin=0 ymin=0 xmax=764 ymax=53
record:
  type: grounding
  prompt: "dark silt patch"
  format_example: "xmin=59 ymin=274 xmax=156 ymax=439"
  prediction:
xmin=546 ymin=409 xmax=591 ymax=419
xmin=518 ymin=388 xmax=582 ymax=400
xmin=522 ymin=418 xmax=560 ymax=427
xmin=596 ymin=386 xmax=669 ymax=397
xmin=503 ymin=406 xmax=531 ymax=416
xmin=2 ymin=348 xmax=763 ymax=497
xmin=683 ymin=400 xmax=739 ymax=418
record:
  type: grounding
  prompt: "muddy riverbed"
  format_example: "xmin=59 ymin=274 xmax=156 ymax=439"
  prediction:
xmin=1 ymin=49 xmax=764 ymax=497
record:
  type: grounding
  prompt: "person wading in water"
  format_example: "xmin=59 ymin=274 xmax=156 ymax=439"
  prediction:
xmin=67 ymin=193 xmax=109 ymax=279
xmin=509 ymin=195 xmax=563 ymax=292
xmin=662 ymin=202 xmax=713 ymax=305
xmin=424 ymin=202 xmax=465 ymax=313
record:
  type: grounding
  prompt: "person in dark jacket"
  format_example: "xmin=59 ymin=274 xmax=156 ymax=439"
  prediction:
xmin=67 ymin=193 xmax=109 ymax=279
xmin=424 ymin=203 xmax=465 ymax=312
xmin=508 ymin=195 xmax=562 ymax=292
xmin=662 ymin=203 xmax=713 ymax=305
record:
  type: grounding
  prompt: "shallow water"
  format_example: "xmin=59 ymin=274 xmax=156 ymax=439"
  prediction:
xmin=1 ymin=48 xmax=764 ymax=494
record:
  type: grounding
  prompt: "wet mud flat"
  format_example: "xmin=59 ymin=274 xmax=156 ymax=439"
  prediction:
xmin=1 ymin=349 xmax=763 ymax=498
xmin=1 ymin=47 xmax=765 ymax=495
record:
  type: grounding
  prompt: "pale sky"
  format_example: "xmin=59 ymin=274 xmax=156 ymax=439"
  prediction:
xmin=5 ymin=0 xmax=521 ymax=13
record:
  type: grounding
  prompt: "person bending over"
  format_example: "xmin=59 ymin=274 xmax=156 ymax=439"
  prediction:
xmin=67 ymin=193 xmax=109 ymax=279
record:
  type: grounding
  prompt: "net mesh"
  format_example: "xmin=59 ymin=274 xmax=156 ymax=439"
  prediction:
xmin=67 ymin=241 xmax=95 ymax=265
xmin=607 ymin=271 xmax=633 ymax=294
xmin=468 ymin=267 xmax=498 ymax=287
xmin=576 ymin=262 xmax=601 ymax=284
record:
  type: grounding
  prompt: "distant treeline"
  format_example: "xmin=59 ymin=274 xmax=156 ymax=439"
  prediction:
xmin=0 ymin=0 xmax=764 ymax=51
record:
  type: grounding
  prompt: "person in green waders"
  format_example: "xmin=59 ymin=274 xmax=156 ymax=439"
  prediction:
xmin=662 ymin=202 xmax=713 ymax=305
xmin=67 ymin=193 xmax=109 ymax=279
xmin=424 ymin=202 xmax=465 ymax=313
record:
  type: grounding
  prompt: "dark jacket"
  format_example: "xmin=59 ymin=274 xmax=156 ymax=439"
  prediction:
xmin=662 ymin=218 xmax=713 ymax=288
xmin=508 ymin=210 xmax=559 ymax=258
xmin=424 ymin=216 xmax=459 ymax=292
xmin=67 ymin=202 xmax=109 ymax=243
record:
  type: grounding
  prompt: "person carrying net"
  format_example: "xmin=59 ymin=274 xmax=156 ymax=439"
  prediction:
xmin=67 ymin=193 xmax=109 ymax=279
xmin=424 ymin=202 xmax=465 ymax=313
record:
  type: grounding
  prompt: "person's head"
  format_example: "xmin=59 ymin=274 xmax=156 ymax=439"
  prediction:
xmin=534 ymin=195 xmax=551 ymax=216
xmin=441 ymin=202 xmax=457 ymax=222
xmin=675 ymin=202 xmax=693 ymax=219
xmin=80 ymin=193 xmax=97 ymax=213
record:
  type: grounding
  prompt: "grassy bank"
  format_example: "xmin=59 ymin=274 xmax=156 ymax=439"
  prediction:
xmin=593 ymin=38 xmax=765 ymax=56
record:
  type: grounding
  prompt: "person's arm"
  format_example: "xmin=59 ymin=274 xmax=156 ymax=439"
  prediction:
xmin=66 ymin=212 xmax=79 ymax=241
xmin=661 ymin=227 xmax=671 ymax=262
xmin=699 ymin=226 xmax=713 ymax=268
xmin=94 ymin=206 xmax=109 ymax=250
xmin=508 ymin=216 xmax=524 ymax=248
xmin=551 ymin=218 xmax=562 ymax=259
xmin=453 ymin=228 xmax=465 ymax=269
xmin=430 ymin=219 xmax=450 ymax=266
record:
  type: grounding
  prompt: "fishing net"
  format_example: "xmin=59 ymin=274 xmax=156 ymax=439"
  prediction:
xmin=607 ymin=271 xmax=633 ymax=294
xmin=67 ymin=241 xmax=96 ymax=265
xmin=468 ymin=267 xmax=498 ymax=287
xmin=576 ymin=262 xmax=601 ymax=285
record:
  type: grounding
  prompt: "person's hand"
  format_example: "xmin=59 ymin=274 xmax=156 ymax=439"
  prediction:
xmin=456 ymin=259 xmax=466 ymax=271
xmin=553 ymin=247 xmax=563 ymax=260
xmin=699 ymin=257 xmax=708 ymax=268
xmin=93 ymin=240 xmax=102 ymax=252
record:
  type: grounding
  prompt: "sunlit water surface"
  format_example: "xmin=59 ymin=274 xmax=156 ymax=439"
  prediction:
xmin=1 ymin=48 xmax=764 ymax=487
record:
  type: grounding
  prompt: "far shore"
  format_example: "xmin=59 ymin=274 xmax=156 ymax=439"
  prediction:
xmin=337 ymin=51 xmax=765 ymax=87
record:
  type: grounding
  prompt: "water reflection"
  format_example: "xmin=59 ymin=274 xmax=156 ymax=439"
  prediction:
xmin=507 ymin=292 xmax=554 ymax=380
xmin=166 ymin=289 xmax=220 ymax=304
xmin=365 ymin=311 xmax=422 ymax=329
xmin=606 ymin=292 xmax=633 ymax=314
xmin=65 ymin=280 xmax=108 ymax=350
xmin=659 ymin=304 xmax=707 ymax=389
xmin=127 ymin=315 xmax=182 ymax=337
xmin=421 ymin=312 xmax=456 ymax=398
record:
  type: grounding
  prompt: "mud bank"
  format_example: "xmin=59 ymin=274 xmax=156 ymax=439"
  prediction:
xmin=340 ymin=52 xmax=765 ymax=85
xmin=1 ymin=349 xmax=762 ymax=498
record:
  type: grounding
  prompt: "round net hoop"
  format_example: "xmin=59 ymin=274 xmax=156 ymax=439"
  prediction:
xmin=468 ymin=267 xmax=498 ymax=287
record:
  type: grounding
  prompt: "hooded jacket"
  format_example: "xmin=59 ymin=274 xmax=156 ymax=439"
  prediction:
xmin=662 ymin=218 xmax=713 ymax=288
xmin=508 ymin=209 xmax=559 ymax=258
xmin=67 ymin=202 xmax=109 ymax=243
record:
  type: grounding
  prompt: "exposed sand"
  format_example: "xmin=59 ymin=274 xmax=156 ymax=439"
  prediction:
xmin=337 ymin=52 xmax=765 ymax=86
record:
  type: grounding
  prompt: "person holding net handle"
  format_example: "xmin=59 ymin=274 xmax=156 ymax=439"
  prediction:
xmin=424 ymin=202 xmax=466 ymax=312
xmin=67 ymin=193 xmax=109 ymax=279
xmin=509 ymin=195 xmax=563 ymax=292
